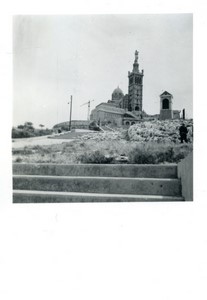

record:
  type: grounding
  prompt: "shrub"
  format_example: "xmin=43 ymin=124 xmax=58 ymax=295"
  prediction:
xmin=12 ymin=126 xmax=52 ymax=139
xmin=128 ymin=146 xmax=157 ymax=164
xmin=154 ymin=146 xmax=175 ymax=163
xmin=12 ymin=147 xmax=33 ymax=155
xmin=128 ymin=143 xmax=192 ymax=164
xmin=12 ymin=128 xmax=35 ymax=138
xmin=15 ymin=157 xmax=22 ymax=163
xmin=89 ymin=121 xmax=101 ymax=131
xmin=172 ymin=144 xmax=193 ymax=163
xmin=36 ymin=129 xmax=53 ymax=136
xmin=77 ymin=150 xmax=114 ymax=164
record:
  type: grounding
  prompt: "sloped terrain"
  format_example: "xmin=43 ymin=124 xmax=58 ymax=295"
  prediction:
xmin=128 ymin=119 xmax=193 ymax=143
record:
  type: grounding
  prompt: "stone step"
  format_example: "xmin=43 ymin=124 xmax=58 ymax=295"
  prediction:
xmin=13 ymin=163 xmax=178 ymax=178
xmin=13 ymin=175 xmax=181 ymax=196
xmin=13 ymin=190 xmax=184 ymax=203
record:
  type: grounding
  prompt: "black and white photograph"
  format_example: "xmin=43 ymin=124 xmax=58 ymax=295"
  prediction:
xmin=12 ymin=14 xmax=193 ymax=202
xmin=1 ymin=1 xmax=207 ymax=300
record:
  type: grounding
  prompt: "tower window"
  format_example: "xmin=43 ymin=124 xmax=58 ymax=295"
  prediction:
xmin=135 ymin=77 xmax=142 ymax=84
xmin=135 ymin=105 xmax=140 ymax=111
xmin=129 ymin=77 xmax=133 ymax=85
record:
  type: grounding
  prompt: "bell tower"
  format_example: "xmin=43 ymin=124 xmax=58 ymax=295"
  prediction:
xmin=128 ymin=50 xmax=144 ymax=115
xmin=159 ymin=91 xmax=173 ymax=120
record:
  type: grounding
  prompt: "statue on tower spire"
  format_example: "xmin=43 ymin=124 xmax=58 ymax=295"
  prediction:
xmin=135 ymin=50 xmax=139 ymax=63
xmin=132 ymin=50 xmax=139 ymax=72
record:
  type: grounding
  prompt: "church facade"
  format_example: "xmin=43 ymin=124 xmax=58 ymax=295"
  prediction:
xmin=90 ymin=51 xmax=180 ymax=126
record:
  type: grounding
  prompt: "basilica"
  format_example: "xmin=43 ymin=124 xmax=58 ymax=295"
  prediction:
xmin=90 ymin=51 xmax=180 ymax=126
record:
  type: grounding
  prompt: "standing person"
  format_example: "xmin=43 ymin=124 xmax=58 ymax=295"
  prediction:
xmin=179 ymin=123 xmax=188 ymax=143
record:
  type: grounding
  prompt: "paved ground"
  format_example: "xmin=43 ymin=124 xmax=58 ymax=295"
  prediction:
xmin=12 ymin=135 xmax=73 ymax=148
xmin=12 ymin=129 xmax=96 ymax=148
xmin=51 ymin=129 xmax=98 ymax=140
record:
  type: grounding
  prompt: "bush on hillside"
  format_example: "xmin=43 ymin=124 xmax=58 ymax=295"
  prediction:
xmin=128 ymin=143 xmax=192 ymax=164
xmin=12 ymin=127 xmax=52 ymax=139
xmin=75 ymin=143 xmax=192 ymax=164
xmin=89 ymin=121 xmax=101 ymax=131
xmin=77 ymin=150 xmax=114 ymax=164
xmin=37 ymin=129 xmax=53 ymax=136
xmin=12 ymin=128 xmax=35 ymax=138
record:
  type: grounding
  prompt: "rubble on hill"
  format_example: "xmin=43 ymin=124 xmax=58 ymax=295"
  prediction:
xmin=80 ymin=131 xmax=123 ymax=141
xmin=79 ymin=119 xmax=193 ymax=143
xmin=128 ymin=119 xmax=193 ymax=143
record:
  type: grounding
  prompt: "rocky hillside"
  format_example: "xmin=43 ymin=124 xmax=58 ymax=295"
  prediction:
xmin=80 ymin=119 xmax=193 ymax=144
xmin=128 ymin=119 xmax=193 ymax=143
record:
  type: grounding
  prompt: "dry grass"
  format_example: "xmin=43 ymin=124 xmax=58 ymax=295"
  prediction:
xmin=12 ymin=138 xmax=193 ymax=164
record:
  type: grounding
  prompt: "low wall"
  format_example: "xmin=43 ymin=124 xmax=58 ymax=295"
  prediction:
xmin=177 ymin=152 xmax=193 ymax=201
xmin=53 ymin=120 xmax=90 ymax=130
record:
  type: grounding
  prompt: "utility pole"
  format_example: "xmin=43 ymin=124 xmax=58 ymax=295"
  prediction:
xmin=68 ymin=95 xmax=73 ymax=131
xmin=183 ymin=108 xmax=185 ymax=120
xmin=68 ymin=101 xmax=70 ymax=131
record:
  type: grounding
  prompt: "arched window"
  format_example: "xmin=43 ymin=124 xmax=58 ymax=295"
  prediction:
xmin=162 ymin=98 xmax=169 ymax=109
xmin=128 ymin=104 xmax=132 ymax=111
xmin=135 ymin=105 xmax=140 ymax=111
xmin=126 ymin=121 xmax=130 ymax=125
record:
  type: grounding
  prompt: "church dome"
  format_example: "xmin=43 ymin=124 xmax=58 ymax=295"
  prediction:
xmin=112 ymin=86 xmax=124 ymax=96
xmin=112 ymin=86 xmax=124 ymax=101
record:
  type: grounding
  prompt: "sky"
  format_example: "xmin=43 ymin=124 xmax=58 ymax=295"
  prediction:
xmin=13 ymin=14 xmax=193 ymax=128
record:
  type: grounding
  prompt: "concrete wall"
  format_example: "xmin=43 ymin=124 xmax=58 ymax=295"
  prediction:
xmin=91 ymin=109 xmax=123 ymax=126
xmin=53 ymin=120 xmax=90 ymax=130
xmin=177 ymin=152 xmax=193 ymax=201
xmin=159 ymin=109 xmax=173 ymax=120
xmin=173 ymin=110 xmax=181 ymax=119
